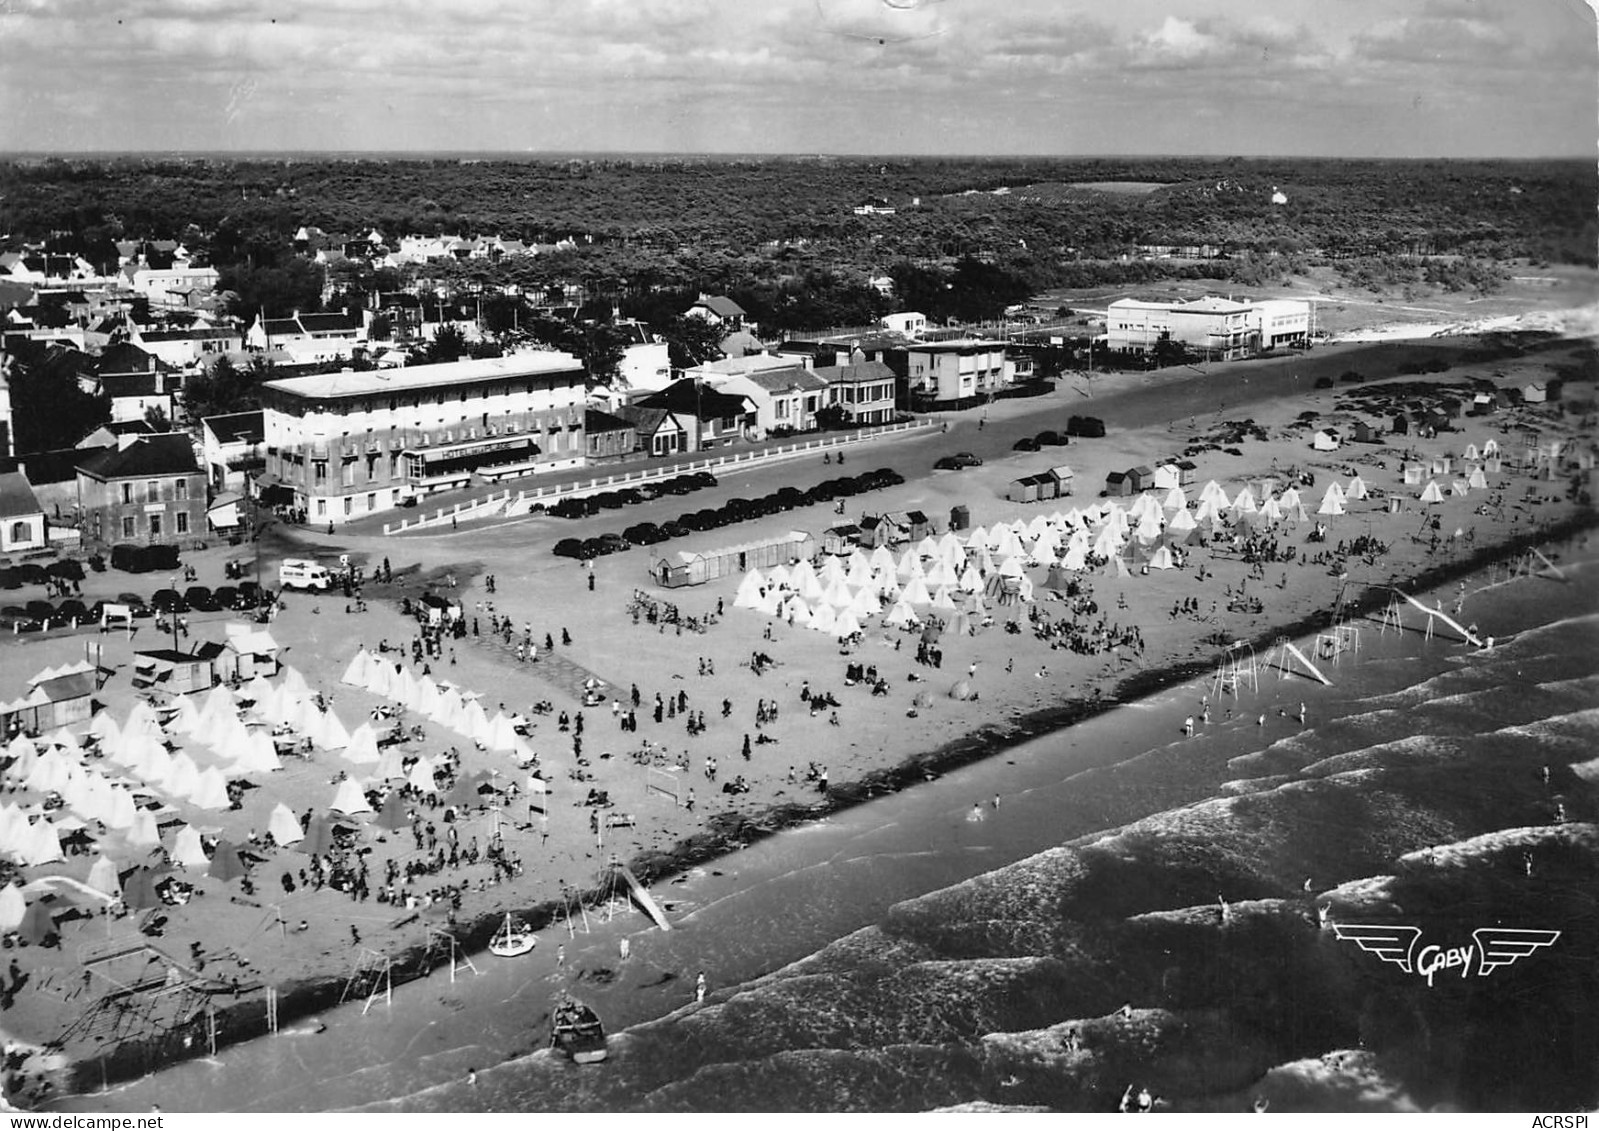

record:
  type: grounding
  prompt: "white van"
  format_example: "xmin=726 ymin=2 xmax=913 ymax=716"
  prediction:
xmin=278 ymin=558 xmax=334 ymax=591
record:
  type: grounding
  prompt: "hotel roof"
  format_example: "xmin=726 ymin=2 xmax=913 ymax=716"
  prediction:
xmin=262 ymin=351 xmax=583 ymax=401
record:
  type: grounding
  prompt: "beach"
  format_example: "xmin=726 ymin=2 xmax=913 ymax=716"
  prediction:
xmin=0 ymin=328 xmax=1593 ymax=1108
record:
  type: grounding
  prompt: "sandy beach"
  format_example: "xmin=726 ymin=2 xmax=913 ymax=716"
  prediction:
xmin=0 ymin=328 xmax=1593 ymax=1105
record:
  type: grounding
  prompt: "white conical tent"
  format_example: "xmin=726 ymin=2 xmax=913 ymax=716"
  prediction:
xmin=820 ymin=576 xmax=852 ymax=607
xmin=957 ymin=565 xmax=983 ymax=593
xmin=86 ymin=855 xmax=122 ymax=900
xmin=1162 ymin=487 xmax=1188 ymax=512
xmin=915 ymin=535 xmax=940 ymax=559
xmin=485 ymin=712 xmax=519 ymax=752
xmin=896 ymin=548 xmax=924 ymax=581
xmin=1092 ymin=525 xmax=1124 ymax=559
xmin=88 ymin=710 xmax=120 ymax=744
xmin=884 ymin=599 xmax=919 ymax=627
xmin=1468 ymin=467 xmax=1487 ymax=489
xmin=930 ymin=586 xmax=958 ymax=611
xmin=167 ymin=695 xmax=202 ymax=736
xmin=343 ymin=722 xmax=381 ymax=765
xmin=163 ymin=752 xmax=201 ymax=801
xmin=1149 ymin=545 xmax=1176 ymax=570
xmin=365 ymin=659 xmax=395 ymax=698
xmin=1061 ymin=542 xmax=1088 ymax=570
xmin=1259 ymin=496 xmax=1283 ymax=522
xmin=280 ymin=665 xmax=310 ymax=699
xmin=1418 ymin=479 xmax=1444 ymax=503
xmin=191 ymin=766 xmax=231 ymax=810
xmin=818 ymin=556 xmax=847 ymax=586
xmin=430 ymin=687 xmax=462 ymax=729
xmin=330 ymin=777 xmax=372 ymax=814
xmin=833 ymin=608 xmax=862 ymax=638
xmin=756 ymin=588 xmax=782 ymax=616
xmin=0 ymin=884 xmax=24 ymax=931
xmin=733 ymin=568 xmax=767 ymax=609
xmin=868 ymin=545 xmax=897 ymax=575
xmin=786 ymin=598 xmax=813 ymax=628
xmin=167 ymin=824 xmax=208 ymax=868
xmin=408 ymin=757 xmax=439 ymax=793
xmin=1347 ymin=475 xmax=1369 ymax=500
xmin=1134 ymin=509 xmax=1164 ymax=543
xmin=235 ymin=730 xmax=282 ymax=774
xmin=459 ymin=698 xmax=492 ymax=745
xmin=341 ymin=649 xmax=373 ymax=687
xmin=849 ymin=586 xmax=880 ymax=617
xmin=1317 ymin=485 xmax=1346 ymax=515
xmin=414 ymin=674 xmax=441 ymax=717
xmin=1231 ymin=485 xmax=1258 ymax=514
xmin=901 ymin=575 xmax=932 ymax=605
xmin=268 ymin=802 xmax=304 ymax=846
xmin=374 ymin=744 xmax=407 ymax=780
xmin=127 ymin=699 xmax=162 ymax=736
xmin=105 ymin=788 xmax=138 ymax=831
xmin=316 ymin=709 xmax=351 ymax=751
xmin=126 ymin=807 xmax=161 ymax=850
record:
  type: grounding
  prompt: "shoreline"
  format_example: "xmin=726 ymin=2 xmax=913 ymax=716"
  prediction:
xmin=57 ymin=507 xmax=1599 ymax=1099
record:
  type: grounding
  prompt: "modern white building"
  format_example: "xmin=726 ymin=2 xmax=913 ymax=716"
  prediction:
xmin=889 ymin=339 xmax=1014 ymax=406
xmin=258 ymin=351 xmax=587 ymax=522
xmin=879 ymin=311 xmax=927 ymax=338
xmin=1107 ymin=296 xmax=1310 ymax=359
xmin=707 ymin=366 xmax=831 ymax=438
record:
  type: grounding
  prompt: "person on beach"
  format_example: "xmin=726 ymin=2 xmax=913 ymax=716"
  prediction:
xmin=1183 ymin=716 xmax=1194 ymax=736
xmin=695 ymin=971 xmax=707 ymax=1002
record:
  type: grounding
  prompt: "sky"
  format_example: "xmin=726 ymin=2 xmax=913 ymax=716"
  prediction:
xmin=0 ymin=0 xmax=1593 ymax=158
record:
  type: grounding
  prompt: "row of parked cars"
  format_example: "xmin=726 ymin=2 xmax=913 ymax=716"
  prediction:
xmin=553 ymin=467 xmax=907 ymax=561
xmin=0 ymin=583 xmax=270 ymax=633
xmin=542 ymin=472 xmax=719 ymax=520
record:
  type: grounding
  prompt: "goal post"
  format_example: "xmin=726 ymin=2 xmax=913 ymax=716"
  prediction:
xmin=646 ymin=767 xmax=681 ymax=806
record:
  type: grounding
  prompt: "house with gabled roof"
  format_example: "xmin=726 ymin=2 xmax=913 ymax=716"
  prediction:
xmin=704 ymin=365 xmax=830 ymax=437
xmin=684 ymin=294 xmax=750 ymax=332
xmin=245 ymin=310 xmax=366 ymax=362
xmin=0 ymin=471 xmax=47 ymax=553
xmin=634 ymin=379 xmax=753 ymax=451
xmin=75 ymin=433 xmax=206 ymax=549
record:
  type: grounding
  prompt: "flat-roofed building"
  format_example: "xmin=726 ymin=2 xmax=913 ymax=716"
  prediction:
xmin=1107 ymin=295 xmax=1309 ymax=358
xmin=258 ymin=351 xmax=586 ymax=523
xmin=885 ymin=339 xmax=1013 ymax=408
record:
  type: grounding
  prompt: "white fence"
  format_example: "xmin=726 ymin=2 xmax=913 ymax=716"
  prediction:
xmin=381 ymin=420 xmax=933 ymax=535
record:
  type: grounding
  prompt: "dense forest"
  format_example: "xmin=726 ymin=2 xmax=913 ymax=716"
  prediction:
xmin=1 ymin=156 xmax=1593 ymax=331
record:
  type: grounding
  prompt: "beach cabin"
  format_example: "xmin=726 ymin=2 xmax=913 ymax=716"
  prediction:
xmin=1312 ymin=430 xmax=1340 ymax=452
xmin=1048 ymin=466 xmax=1074 ymax=499
xmin=215 ymin=624 xmax=280 ymax=682
xmin=1521 ymin=382 xmax=1547 ymax=404
xmin=1104 ymin=470 xmax=1132 ymax=498
xmin=1351 ymin=421 xmax=1380 ymax=444
xmin=1007 ymin=473 xmax=1053 ymax=504
xmin=652 ymin=530 xmax=815 ymax=588
xmin=1 ymin=663 xmax=95 ymax=734
xmin=1152 ymin=463 xmax=1181 ymax=491
xmin=1469 ymin=392 xmax=1498 ymax=417
xmin=822 ymin=523 xmax=861 ymax=555
xmin=1126 ymin=466 xmax=1157 ymax=493
xmin=1391 ymin=413 xmax=1409 ymax=436
xmin=131 ymin=648 xmax=218 ymax=695
xmin=1175 ymin=460 xmax=1198 ymax=486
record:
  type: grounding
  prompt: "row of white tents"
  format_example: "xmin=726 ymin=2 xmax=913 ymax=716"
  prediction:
xmin=340 ymin=650 xmax=536 ymax=764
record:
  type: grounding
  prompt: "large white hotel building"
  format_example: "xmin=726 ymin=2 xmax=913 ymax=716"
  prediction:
xmin=258 ymin=352 xmax=587 ymax=522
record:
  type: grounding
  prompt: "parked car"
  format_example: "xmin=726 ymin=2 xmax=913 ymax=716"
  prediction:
xmin=0 ymin=606 xmax=39 ymax=632
xmin=689 ymin=471 xmax=718 ymax=489
xmin=1013 ymin=436 xmax=1041 ymax=452
xmin=56 ymin=599 xmax=89 ymax=624
xmin=597 ymin=532 xmax=630 ymax=554
xmin=623 ymin=522 xmax=666 ymax=546
xmin=116 ymin=593 xmax=153 ymax=617
xmin=552 ymin=537 xmax=592 ymax=560
xmin=661 ymin=520 xmax=691 ymax=539
xmin=184 ymin=586 xmax=218 ymax=612
xmin=1037 ymin=430 xmax=1069 ymax=447
xmin=212 ymin=586 xmax=240 ymax=611
xmin=236 ymin=582 xmax=263 ymax=608
xmin=934 ymin=452 xmax=984 ymax=470
xmin=1066 ymin=415 xmax=1106 ymax=438
xmin=150 ymin=589 xmax=187 ymax=613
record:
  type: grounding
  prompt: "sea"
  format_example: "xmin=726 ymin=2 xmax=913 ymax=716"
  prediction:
xmin=51 ymin=541 xmax=1599 ymax=1113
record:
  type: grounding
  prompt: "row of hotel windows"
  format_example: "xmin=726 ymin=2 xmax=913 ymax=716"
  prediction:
xmin=274 ymin=379 xmax=582 ymax=417
xmin=119 ymin=479 xmax=190 ymax=504
xmin=119 ymin=511 xmax=190 ymax=539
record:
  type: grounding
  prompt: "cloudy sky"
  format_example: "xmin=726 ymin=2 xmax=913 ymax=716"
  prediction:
xmin=0 ymin=0 xmax=1592 ymax=157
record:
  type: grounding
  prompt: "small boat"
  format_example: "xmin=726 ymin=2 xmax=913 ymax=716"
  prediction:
xmin=550 ymin=996 xmax=608 ymax=1063
xmin=489 ymin=914 xmax=536 ymax=958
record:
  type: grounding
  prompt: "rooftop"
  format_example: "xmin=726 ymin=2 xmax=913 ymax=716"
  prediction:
xmin=0 ymin=471 xmax=43 ymax=518
xmin=262 ymin=350 xmax=583 ymax=401
xmin=75 ymin=433 xmax=200 ymax=481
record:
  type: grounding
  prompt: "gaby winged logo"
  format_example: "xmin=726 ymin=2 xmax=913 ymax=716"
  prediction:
xmin=1333 ymin=924 xmax=1561 ymax=987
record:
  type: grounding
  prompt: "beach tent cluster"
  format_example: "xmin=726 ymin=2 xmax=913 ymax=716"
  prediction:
xmin=340 ymin=649 xmax=536 ymax=767
xmin=1400 ymin=437 xmax=1498 ymax=506
xmin=728 ymin=471 xmax=1396 ymax=634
